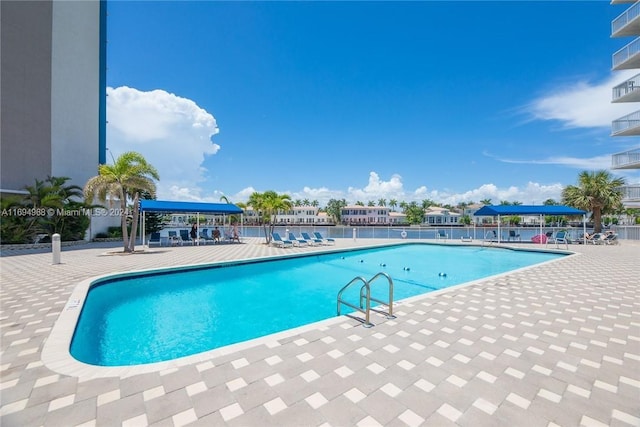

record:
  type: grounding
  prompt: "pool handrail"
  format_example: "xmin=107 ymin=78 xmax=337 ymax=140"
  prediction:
xmin=337 ymin=276 xmax=373 ymax=327
xmin=361 ymin=272 xmax=395 ymax=319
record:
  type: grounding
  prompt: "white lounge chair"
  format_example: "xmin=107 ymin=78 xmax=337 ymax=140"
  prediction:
xmin=288 ymin=232 xmax=309 ymax=247
xmin=271 ymin=232 xmax=293 ymax=248
xmin=301 ymin=232 xmax=323 ymax=246
xmin=313 ymin=231 xmax=335 ymax=245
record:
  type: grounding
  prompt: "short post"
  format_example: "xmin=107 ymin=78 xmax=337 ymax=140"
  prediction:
xmin=52 ymin=233 xmax=61 ymax=264
xmin=353 ymin=228 xmax=356 ymax=241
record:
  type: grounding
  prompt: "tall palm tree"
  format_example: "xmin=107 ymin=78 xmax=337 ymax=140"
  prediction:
xmin=480 ymin=198 xmax=492 ymax=205
xmin=247 ymin=191 xmax=292 ymax=244
xmin=562 ymin=170 xmax=626 ymax=233
xmin=389 ymin=199 xmax=398 ymax=211
xmin=378 ymin=198 xmax=387 ymax=207
xmin=84 ymin=151 xmax=159 ymax=252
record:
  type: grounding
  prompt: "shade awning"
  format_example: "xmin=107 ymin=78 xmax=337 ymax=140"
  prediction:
xmin=139 ymin=200 xmax=243 ymax=214
xmin=473 ymin=205 xmax=586 ymax=217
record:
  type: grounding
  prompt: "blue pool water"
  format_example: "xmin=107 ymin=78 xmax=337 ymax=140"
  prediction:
xmin=70 ymin=244 xmax=563 ymax=366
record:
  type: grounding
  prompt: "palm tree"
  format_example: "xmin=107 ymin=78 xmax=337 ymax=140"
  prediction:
xmin=378 ymin=198 xmax=387 ymax=207
xmin=220 ymin=195 xmax=230 ymax=203
xmin=84 ymin=151 xmax=159 ymax=252
xmin=311 ymin=200 xmax=319 ymax=208
xmin=480 ymin=198 xmax=492 ymax=205
xmin=247 ymin=191 xmax=292 ymax=244
xmin=562 ymin=170 xmax=626 ymax=233
xmin=302 ymin=198 xmax=310 ymax=206
xmin=389 ymin=199 xmax=398 ymax=211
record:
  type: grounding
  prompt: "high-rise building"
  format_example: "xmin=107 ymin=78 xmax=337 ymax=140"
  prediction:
xmin=611 ymin=0 xmax=640 ymax=207
xmin=0 ymin=0 xmax=106 ymax=196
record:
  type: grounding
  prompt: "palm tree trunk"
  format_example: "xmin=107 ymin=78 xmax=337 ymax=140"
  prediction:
xmin=593 ymin=208 xmax=602 ymax=233
xmin=120 ymin=191 xmax=130 ymax=252
xmin=128 ymin=192 xmax=140 ymax=252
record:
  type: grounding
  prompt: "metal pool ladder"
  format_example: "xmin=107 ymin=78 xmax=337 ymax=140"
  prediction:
xmin=337 ymin=272 xmax=395 ymax=327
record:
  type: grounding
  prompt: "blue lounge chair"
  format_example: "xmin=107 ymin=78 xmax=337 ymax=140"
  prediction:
xmin=288 ymin=232 xmax=309 ymax=246
xmin=508 ymin=230 xmax=521 ymax=242
xmin=200 ymin=229 xmax=214 ymax=244
xmin=179 ymin=229 xmax=194 ymax=245
xmin=436 ymin=230 xmax=448 ymax=241
xmin=301 ymin=232 xmax=323 ymax=246
xmin=271 ymin=232 xmax=293 ymax=248
xmin=148 ymin=232 xmax=162 ymax=247
xmin=313 ymin=231 xmax=335 ymax=245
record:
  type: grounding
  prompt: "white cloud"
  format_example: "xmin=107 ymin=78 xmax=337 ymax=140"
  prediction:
xmin=107 ymin=86 xmax=220 ymax=200
xmin=230 ymin=172 xmax=566 ymax=207
xmin=526 ymin=70 xmax=638 ymax=128
xmin=485 ymin=152 xmax=613 ymax=170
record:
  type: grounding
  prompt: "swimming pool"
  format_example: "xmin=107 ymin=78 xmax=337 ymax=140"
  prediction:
xmin=70 ymin=243 xmax=564 ymax=366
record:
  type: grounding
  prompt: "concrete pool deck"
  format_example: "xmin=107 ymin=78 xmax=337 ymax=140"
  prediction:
xmin=0 ymin=238 xmax=638 ymax=426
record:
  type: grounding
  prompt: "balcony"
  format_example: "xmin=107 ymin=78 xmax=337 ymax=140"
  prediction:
xmin=612 ymin=2 xmax=640 ymax=37
xmin=619 ymin=184 xmax=640 ymax=206
xmin=612 ymin=37 xmax=640 ymax=69
xmin=612 ymin=73 xmax=640 ymax=102
xmin=612 ymin=147 xmax=640 ymax=169
xmin=612 ymin=110 xmax=640 ymax=135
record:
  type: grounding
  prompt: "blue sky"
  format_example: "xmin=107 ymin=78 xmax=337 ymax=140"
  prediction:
xmin=106 ymin=1 xmax=639 ymax=207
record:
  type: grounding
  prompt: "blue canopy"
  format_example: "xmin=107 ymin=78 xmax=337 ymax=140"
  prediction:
xmin=139 ymin=200 xmax=243 ymax=214
xmin=473 ymin=205 xmax=586 ymax=217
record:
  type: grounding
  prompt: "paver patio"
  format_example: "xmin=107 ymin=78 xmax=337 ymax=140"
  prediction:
xmin=1 ymin=238 xmax=638 ymax=426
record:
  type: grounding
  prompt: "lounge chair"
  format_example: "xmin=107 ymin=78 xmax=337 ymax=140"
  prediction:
xmin=313 ymin=231 xmax=335 ymax=245
xmin=200 ymin=229 xmax=215 ymax=244
xmin=436 ymin=230 xmax=448 ymax=241
xmin=148 ymin=232 xmax=162 ymax=247
xmin=287 ymin=232 xmax=310 ymax=247
xmin=546 ymin=230 xmax=568 ymax=249
xmin=604 ymin=233 xmax=619 ymax=245
xmin=508 ymin=230 xmax=521 ymax=242
xmin=179 ymin=229 xmax=194 ymax=245
xmin=586 ymin=233 xmax=605 ymax=245
xmin=301 ymin=232 xmax=323 ymax=246
xmin=271 ymin=232 xmax=293 ymax=248
xmin=168 ymin=230 xmax=183 ymax=246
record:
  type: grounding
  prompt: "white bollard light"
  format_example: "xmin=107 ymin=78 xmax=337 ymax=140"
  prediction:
xmin=52 ymin=233 xmax=61 ymax=264
xmin=353 ymin=228 xmax=356 ymax=241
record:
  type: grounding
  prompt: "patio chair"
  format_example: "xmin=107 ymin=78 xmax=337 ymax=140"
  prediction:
xmin=199 ymin=229 xmax=214 ymax=244
xmin=301 ymin=232 xmax=323 ymax=246
xmin=271 ymin=232 xmax=293 ymax=248
xmin=546 ymin=230 xmax=568 ymax=249
xmin=288 ymin=232 xmax=309 ymax=247
xmin=179 ymin=229 xmax=194 ymax=245
xmin=168 ymin=230 xmax=183 ymax=246
xmin=436 ymin=230 xmax=448 ymax=241
xmin=603 ymin=233 xmax=619 ymax=245
xmin=508 ymin=230 xmax=521 ymax=242
xmin=313 ymin=231 xmax=335 ymax=245
xmin=148 ymin=232 xmax=162 ymax=247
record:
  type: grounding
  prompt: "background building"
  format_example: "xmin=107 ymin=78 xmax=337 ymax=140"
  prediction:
xmin=610 ymin=0 xmax=640 ymax=208
xmin=1 ymin=0 xmax=106 ymax=196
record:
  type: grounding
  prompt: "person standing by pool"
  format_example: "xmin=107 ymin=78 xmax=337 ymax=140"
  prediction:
xmin=190 ymin=223 xmax=198 ymax=243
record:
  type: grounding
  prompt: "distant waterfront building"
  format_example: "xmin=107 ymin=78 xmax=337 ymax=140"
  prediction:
xmin=341 ymin=206 xmax=391 ymax=225
xmin=1 ymin=0 xmax=106 ymax=197
xmin=610 ymin=0 xmax=640 ymax=207
xmin=423 ymin=206 xmax=461 ymax=226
